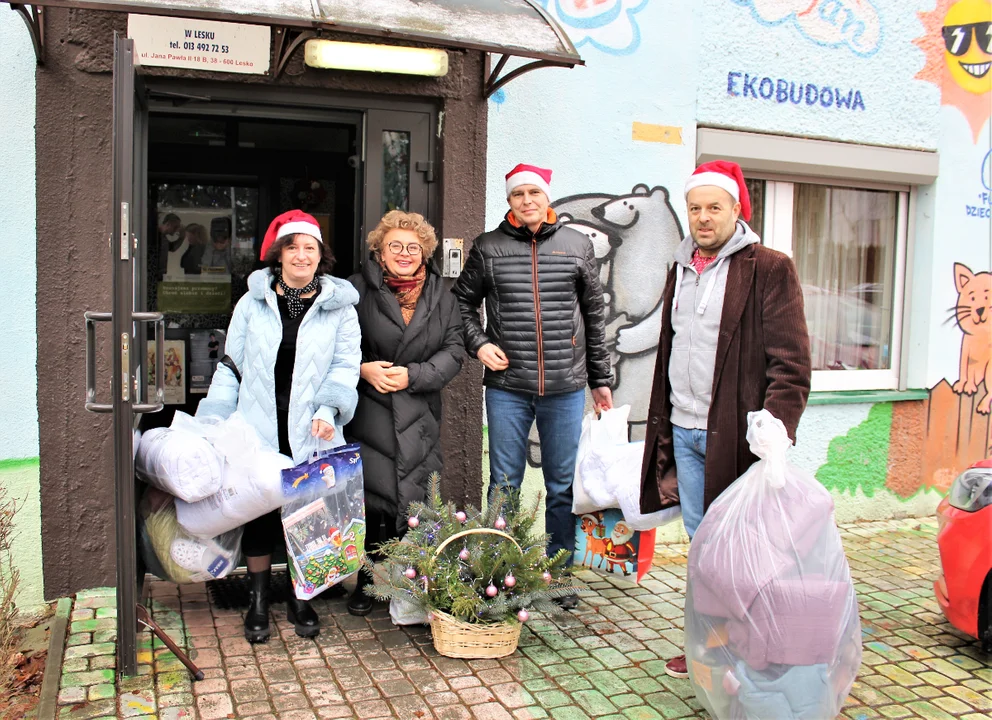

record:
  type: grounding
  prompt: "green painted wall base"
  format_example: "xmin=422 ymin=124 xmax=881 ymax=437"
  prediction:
xmin=0 ymin=457 xmax=46 ymax=615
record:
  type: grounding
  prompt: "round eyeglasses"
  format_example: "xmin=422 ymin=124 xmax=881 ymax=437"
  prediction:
xmin=386 ymin=241 xmax=423 ymax=256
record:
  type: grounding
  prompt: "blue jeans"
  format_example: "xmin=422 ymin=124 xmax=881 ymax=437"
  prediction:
xmin=673 ymin=425 xmax=707 ymax=540
xmin=486 ymin=387 xmax=585 ymax=563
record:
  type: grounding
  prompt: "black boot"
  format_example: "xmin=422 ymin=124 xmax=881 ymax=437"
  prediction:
xmin=286 ymin=595 xmax=320 ymax=638
xmin=347 ymin=567 xmax=374 ymax=617
xmin=244 ymin=569 xmax=271 ymax=644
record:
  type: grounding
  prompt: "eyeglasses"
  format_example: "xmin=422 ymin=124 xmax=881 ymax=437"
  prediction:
xmin=386 ymin=241 xmax=423 ymax=256
xmin=942 ymin=22 xmax=992 ymax=56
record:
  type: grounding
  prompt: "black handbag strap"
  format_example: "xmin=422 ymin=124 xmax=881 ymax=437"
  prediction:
xmin=220 ymin=354 xmax=242 ymax=384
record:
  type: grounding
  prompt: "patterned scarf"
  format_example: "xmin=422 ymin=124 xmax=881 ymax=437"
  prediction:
xmin=690 ymin=248 xmax=719 ymax=275
xmin=278 ymin=274 xmax=320 ymax=318
xmin=382 ymin=262 xmax=427 ymax=325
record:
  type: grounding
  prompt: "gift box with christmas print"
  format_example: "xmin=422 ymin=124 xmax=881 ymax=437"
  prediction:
xmin=280 ymin=443 xmax=367 ymax=600
xmin=574 ymin=508 xmax=655 ymax=583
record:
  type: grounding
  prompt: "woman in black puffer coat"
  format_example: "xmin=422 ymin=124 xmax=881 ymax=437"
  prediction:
xmin=345 ymin=210 xmax=465 ymax=616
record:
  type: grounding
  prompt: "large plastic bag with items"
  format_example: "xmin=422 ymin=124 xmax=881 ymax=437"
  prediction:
xmin=685 ymin=410 xmax=861 ymax=720
xmin=138 ymin=487 xmax=241 ymax=584
xmin=135 ymin=413 xmax=224 ymax=502
xmin=281 ymin=444 xmax=367 ymax=600
xmin=573 ymin=406 xmax=681 ymax=530
xmin=174 ymin=413 xmax=295 ymax=538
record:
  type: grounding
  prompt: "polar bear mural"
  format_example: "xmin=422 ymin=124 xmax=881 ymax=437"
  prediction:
xmin=521 ymin=185 xmax=684 ymax=467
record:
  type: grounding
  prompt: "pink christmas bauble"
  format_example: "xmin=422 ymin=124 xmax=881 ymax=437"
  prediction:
xmin=542 ymin=571 xmax=553 ymax=584
xmin=404 ymin=567 xmax=417 ymax=580
xmin=459 ymin=548 xmax=470 ymax=561
xmin=517 ymin=609 xmax=529 ymax=623
xmin=494 ymin=517 xmax=507 ymax=530
xmin=455 ymin=511 xmax=467 ymax=523
xmin=426 ymin=612 xmax=434 ymax=622
xmin=486 ymin=584 xmax=498 ymax=597
xmin=504 ymin=574 xmax=516 ymax=588
xmin=407 ymin=516 xmax=420 ymax=528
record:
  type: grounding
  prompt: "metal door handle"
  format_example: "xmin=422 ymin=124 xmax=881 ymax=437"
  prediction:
xmin=84 ymin=311 xmax=165 ymax=414
xmin=84 ymin=312 xmax=113 ymax=413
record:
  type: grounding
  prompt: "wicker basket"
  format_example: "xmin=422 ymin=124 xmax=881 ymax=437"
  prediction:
xmin=428 ymin=528 xmax=524 ymax=659
xmin=430 ymin=610 xmax=522 ymax=658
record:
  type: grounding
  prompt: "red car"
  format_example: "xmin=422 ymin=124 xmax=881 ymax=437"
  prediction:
xmin=934 ymin=457 xmax=992 ymax=651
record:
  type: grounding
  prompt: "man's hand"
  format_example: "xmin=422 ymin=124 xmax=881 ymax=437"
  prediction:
xmin=361 ymin=361 xmax=395 ymax=393
xmin=382 ymin=366 xmax=410 ymax=392
xmin=591 ymin=386 xmax=613 ymax=413
xmin=477 ymin=343 xmax=509 ymax=372
xmin=311 ymin=419 xmax=335 ymax=441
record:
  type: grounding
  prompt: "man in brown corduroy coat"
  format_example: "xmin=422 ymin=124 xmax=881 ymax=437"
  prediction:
xmin=638 ymin=160 xmax=812 ymax=678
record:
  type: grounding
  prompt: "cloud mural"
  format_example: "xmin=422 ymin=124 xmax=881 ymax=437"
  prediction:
xmin=731 ymin=0 xmax=883 ymax=57
xmin=538 ymin=0 xmax=649 ymax=55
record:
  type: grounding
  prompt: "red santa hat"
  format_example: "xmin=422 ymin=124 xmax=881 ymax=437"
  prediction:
xmin=505 ymin=163 xmax=552 ymax=200
xmin=259 ymin=209 xmax=323 ymax=260
xmin=683 ymin=160 xmax=751 ymax=221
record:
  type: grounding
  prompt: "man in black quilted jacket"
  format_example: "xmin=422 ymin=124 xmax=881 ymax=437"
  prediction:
xmin=453 ymin=164 xmax=614 ymax=609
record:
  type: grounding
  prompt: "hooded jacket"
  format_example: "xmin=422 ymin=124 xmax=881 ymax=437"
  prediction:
xmin=668 ymin=221 xmax=760 ymax=429
xmin=197 ymin=268 xmax=362 ymax=464
xmin=640 ymin=231 xmax=811 ymax=515
xmin=346 ymin=258 xmax=465 ymax=530
xmin=452 ymin=211 xmax=612 ymax=396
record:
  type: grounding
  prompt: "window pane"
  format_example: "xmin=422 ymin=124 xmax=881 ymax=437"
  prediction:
xmin=792 ymin=184 xmax=897 ymax=371
xmin=382 ymin=130 xmax=410 ymax=214
xmin=745 ymin=178 xmax=765 ymax=239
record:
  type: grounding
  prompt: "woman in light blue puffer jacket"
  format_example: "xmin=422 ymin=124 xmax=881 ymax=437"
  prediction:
xmin=198 ymin=209 xmax=361 ymax=644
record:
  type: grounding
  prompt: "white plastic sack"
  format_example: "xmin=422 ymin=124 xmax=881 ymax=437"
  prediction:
xmin=139 ymin=487 xmax=241 ymax=584
xmin=135 ymin=422 xmax=223 ymax=502
xmin=572 ymin=409 xmax=624 ymax=514
xmin=573 ymin=406 xmax=681 ymax=530
xmin=174 ymin=413 xmax=294 ymax=538
xmin=388 ymin=563 xmax=429 ymax=625
xmin=685 ymin=410 xmax=862 ymax=720
xmin=612 ymin=443 xmax=682 ymax=531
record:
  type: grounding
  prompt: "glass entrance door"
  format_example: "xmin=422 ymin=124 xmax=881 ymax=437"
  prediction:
xmin=363 ymin=109 xmax=435 ymax=258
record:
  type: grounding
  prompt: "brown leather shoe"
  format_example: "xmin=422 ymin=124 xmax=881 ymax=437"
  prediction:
xmin=664 ymin=654 xmax=689 ymax=679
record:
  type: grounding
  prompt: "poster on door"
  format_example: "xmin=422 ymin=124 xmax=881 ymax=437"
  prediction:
xmin=189 ymin=329 xmax=226 ymax=395
xmin=148 ymin=339 xmax=187 ymax=405
xmin=156 ymin=208 xmax=235 ymax=314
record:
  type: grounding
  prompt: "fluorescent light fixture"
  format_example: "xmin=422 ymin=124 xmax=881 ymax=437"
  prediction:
xmin=304 ymin=39 xmax=448 ymax=77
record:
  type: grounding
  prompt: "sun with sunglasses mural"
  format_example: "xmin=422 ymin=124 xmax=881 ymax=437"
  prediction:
xmin=916 ymin=0 xmax=992 ymax=142
xmin=942 ymin=0 xmax=992 ymax=95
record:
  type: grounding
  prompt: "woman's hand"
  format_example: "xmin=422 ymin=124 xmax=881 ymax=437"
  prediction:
xmin=311 ymin=419 xmax=335 ymax=441
xmin=383 ymin=366 xmax=409 ymax=391
xmin=361 ymin=360 xmax=395 ymax=394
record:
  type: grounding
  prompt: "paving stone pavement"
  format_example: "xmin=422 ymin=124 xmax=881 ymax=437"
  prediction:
xmin=51 ymin=518 xmax=991 ymax=719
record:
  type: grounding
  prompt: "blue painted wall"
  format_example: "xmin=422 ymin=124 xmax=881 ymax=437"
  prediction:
xmin=0 ymin=9 xmax=44 ymax=613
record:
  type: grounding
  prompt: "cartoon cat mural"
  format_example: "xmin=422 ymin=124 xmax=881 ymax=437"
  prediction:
xmin=951 ymin=262 xmax=992 ymax=414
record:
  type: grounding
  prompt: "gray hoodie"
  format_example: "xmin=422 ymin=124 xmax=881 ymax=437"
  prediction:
xmin=668 ymin=220 xmax=761 ymax=430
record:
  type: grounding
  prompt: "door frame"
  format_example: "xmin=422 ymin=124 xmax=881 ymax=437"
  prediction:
xmin=144 ymin=80 xmax=440 ymax=261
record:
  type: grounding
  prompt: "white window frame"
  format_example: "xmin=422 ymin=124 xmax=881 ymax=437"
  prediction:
xmin=753 ymin=174 xmax=910 ymax=392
